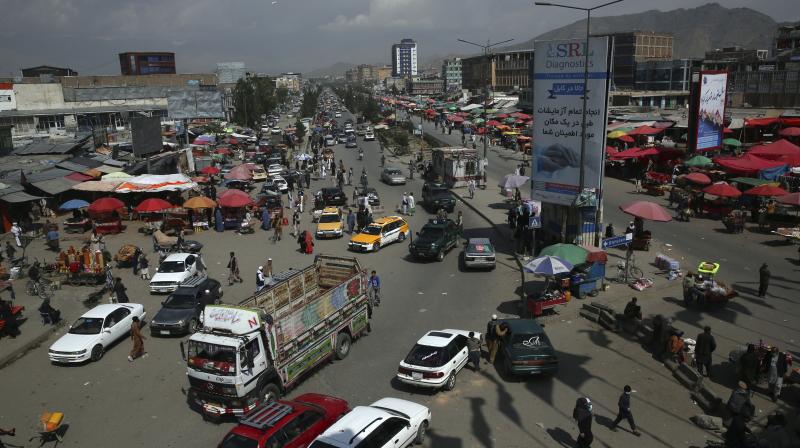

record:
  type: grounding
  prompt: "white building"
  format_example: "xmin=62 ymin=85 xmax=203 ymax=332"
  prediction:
xmin=392 ymin=38 xmax=418 ymax=77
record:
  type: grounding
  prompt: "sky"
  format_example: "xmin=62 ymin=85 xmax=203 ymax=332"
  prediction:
xmin=0 ymin=0 xmax=797 ymax=77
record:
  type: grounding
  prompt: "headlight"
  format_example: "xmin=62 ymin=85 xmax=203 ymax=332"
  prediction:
xmin=177 ymin=319 xmax=185 ymax=326
xmin=430 ymin=243 xmax=438 ymax=248
xmin=76 ymin=349 xmax=87 ymax=355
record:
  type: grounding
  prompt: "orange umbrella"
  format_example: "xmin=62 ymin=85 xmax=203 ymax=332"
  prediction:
xmin=183 ymin=196 xmax=217 ymax=209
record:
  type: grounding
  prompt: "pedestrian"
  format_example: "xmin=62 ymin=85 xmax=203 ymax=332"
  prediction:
xmin=634 ymin=171 xmax=643 ymax=193
xmin=368 ymin=270 xmax=381 ymax=306
xmin=304 ymin=230 xmax=314 ymax=254
xmin=10 ymin=222 xmax=22 ymax=247
xmin=0 ymin=300 xmax=20 ymax=338
xmin=401 ymin=192 xmax=408 ymax=215
xmin=139 ymin=254 xmax=150 ymax=280
xmin=261 ymin=206 xmax=271 ymax=230
xmin=113 ymin=277 xmax=129 ymax=303
xmin=727 ymin=381 xmax=753 ymax=418
xmin=682 ymin=272 xmax=697 ymax=307
xmin=298 ymin=230 xmax=308 ymax=253
xmin=407 ymin=192 xmax=415 ymax=216
xmin=489 ymin=322 xmax=508 ymax=363
xmin=227 ymin=252 xmax=242 ymax=285
xmin=612 ymin=385 xmax=641 ymax=436
xmin=667 ymin=330 xmax=685 ymax=364
xmin=348 ymin=167 xmax=353 ymax=185
xmin=738 ymin=344 xmax=759 ymax=390
xmin=623 ymin=297 xmax=642 ymax=321
xmin=573 ymin=397 xmax=594 ymax=448
xmin=455 ymin=211 xmax=464 ymax=240
xmin=758 ymin=262 xmax=770 ymax=297
xmin=298 ymin=190 xmax=305 ymax=213
xmin=694 ymin=326 xmax=716 ymax=378
xmin=467 ymin=331 xmax=481 ymax=371
xmin=767 ymin=346 xmax=789 ymax=402
xmin=468 ymin=178 xmax=476 ymax=199
xmin=292 ymin=209 xmax=300 ymax=237
xmin=127 ymin=316 xmax=146 ymax=362
xmin=519 ymin=164 xmax=526 ymax=176
xmin=255 ymin=266 xmax=266 ymax=293
xmin=272 ymin=213 xmax=283 ymax=242
xmin=347 ymin=209 xmax=356 ymax=234
xmin=131 ymin=247 xmax=141 ymax=276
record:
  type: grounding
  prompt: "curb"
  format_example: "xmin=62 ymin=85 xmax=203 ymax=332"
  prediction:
xmin=0 ymin=319 xmax=64 ymax=370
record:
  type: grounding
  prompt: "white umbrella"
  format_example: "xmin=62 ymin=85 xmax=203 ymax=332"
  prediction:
xmin=293 ymin=153 xmax=312 ymax=161
xmin=523 ymin=255 xmax=573 ymax=276
xmin=499 ymin=174 xmax=530 ymax=190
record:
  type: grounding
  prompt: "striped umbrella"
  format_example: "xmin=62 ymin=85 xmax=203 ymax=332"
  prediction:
xmin=523 ymin=256 xmax=574 ymax=275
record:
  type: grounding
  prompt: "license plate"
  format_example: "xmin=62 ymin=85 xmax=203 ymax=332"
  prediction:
xmin=160 ymin=330 xmax=171 ymax=335
xmin=412 ymin=372 xmax=423 ymax=380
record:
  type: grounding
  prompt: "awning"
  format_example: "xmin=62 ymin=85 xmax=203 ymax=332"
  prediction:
xmin=714 ymin=154 xmax=787 ymax=175
xmin=114 ymin=174 xmax=197 ymax=193
xmin=30 ymin=178 xmax=80 ymax=195
xmin=72 ymin=180 xmax=120 ymax=192
xmin=0 ymin=191 xmax=49 ymax=203
xmin=744 ymin=117 xmax=780 ymax=127
xmin=747 ymin=139 xmax=800 ymax=158
xmin=65 ymin=172 xmax=94 ymax=182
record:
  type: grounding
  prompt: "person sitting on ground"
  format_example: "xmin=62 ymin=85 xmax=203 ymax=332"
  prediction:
xmin=623 ymin=297 xmax=642 ymax=321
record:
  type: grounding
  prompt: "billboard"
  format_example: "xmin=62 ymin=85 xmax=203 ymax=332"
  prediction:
xmin=695 ymin=71 xmax=727 ymax=152
xmin=531 ymin=37 xmax=611 ymax=205
xmin=167 ymin=87 xmax=224 ymax=119
xmin=130 ymin=116 xmax=163 ymax=156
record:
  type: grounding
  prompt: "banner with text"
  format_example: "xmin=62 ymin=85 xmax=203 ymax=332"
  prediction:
xmin=532 ymin=37 xmax=610 ymax=205
xmin=695 ymin=71 xmax=727 ymax=152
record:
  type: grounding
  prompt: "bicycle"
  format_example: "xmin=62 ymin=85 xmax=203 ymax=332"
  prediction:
xmin=615 ymin=254 xmax=643 ymax=283
xmin=26 ymin=278 xmax=54 ymax=300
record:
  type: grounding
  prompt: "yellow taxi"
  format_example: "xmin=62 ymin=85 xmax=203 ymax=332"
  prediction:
xmin=316 ymin=207 xmax=344 ymax=238
xmin=348 ymin=216 xmax=410 ymax=252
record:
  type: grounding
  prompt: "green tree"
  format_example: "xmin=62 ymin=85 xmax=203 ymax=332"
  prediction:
xmin=232 ymin=78 xmax=257 ymax=128
xmin=294 ymin=117 xmax=306 ymax=142
xmin=275 ymin=86 xmax=289 ymax=105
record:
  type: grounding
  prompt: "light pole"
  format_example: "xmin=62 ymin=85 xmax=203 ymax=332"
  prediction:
xmin=458 ymin=37 xmax=514 ymax=188
xmin=535 ymin=0 xmax=622 ymax=245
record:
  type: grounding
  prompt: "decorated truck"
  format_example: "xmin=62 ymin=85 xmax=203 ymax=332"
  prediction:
xmin=183 ymin=255 xmax=370 ymax=419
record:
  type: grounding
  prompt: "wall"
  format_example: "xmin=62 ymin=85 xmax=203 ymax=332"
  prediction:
xmin=13 ymin=83 xmax=67 ymax=111
xmin=0 ymin=83 xmax=16 ymax=111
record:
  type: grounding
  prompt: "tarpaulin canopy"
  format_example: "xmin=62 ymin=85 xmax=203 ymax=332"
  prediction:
xmin=744 ymin=117 xmax=780 ymax=127
xmin=714 ymin=154 xmax=787 ymax=176
xmin=778 ymin=127 xmax=800 ymax=137
xmin=776 ymin=192 xmax=800 ymax=206
xmin=744 ymin=184 xmax=789 ymax=197
xmin=747 ymin=139 xmax=800 ymax=159
xmin=71 ymin=180 xmax=120 ymax=192
xmin=627 ymin=125 xmax=663 ymax=136
xmin=225 ymin=165 xmax=254 ymax=181
xmin=114 ymin=174 xmax=197 ymax=193
xmin=101 ymin=171 xmax=133 ymax=181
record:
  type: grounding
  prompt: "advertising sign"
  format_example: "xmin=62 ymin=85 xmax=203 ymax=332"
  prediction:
xmin=531 ymin=38 xmax=610 ymax=205
xmin=695 ymin=71 xmax=727 ymax=152
xmin=130 ymin=116 xmax=162 ymax=156
xmin=0 ymin=82 xmax=16 ymax=112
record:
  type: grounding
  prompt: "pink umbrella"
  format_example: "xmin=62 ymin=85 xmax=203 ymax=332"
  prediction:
xmin=702 ymin=182 xmax=742 ymax=198
xmin=619 ymin=200 xmax=672 ymax=222
xmin=224 ymin=165 xmax=253 ymax=181
xmin=776 ymin=192 xmax=800 ymax=206
xmin=684 ymin=172 xmax=712 ymax=185
xmin=744 ymin=184 xmax=789 ymax=197
xmin=218 ymin=189 xmax=254 ymax=208
xmin=779 ymin=127 xmax=800 ymax=137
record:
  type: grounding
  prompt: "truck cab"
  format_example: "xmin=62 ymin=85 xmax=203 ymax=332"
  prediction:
xmin=408 ymin=219 xmax=459 ymax=262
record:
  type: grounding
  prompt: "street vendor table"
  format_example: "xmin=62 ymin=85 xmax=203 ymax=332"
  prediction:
xmin=527 ymin=291 xmax=569 ymax=317
xmin=93 ymin=219 xmax=122 ymax=235
xmin=64 ymin=217 xmax=92 ymax=233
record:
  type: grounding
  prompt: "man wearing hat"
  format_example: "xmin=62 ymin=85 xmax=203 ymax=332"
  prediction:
xmin=485 ymin=315 xmax=498 ymax=363
xmin=255 ymin=266 xmax=266 ymax=293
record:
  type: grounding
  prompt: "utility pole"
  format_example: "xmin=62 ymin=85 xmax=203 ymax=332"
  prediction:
xmin=458 ymin=37 xmax=514 ymax=189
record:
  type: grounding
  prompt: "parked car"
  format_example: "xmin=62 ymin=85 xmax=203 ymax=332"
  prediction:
xmin=497 ymin=318 xmax=559 ymax=376
xmin=421 ymin=182 xmax=456 ymax=213
xmin=320 ymin=187 xmax=347 ymax=206
xmin=267 ymin=164 xmax=285 ymax=177
xmin=309 ymin=398 xmax=430 ymax=448
xmin=397 ymin=329 xmax=480 ymax=391
xmin=219 ymin=394 xmax=349 ymax=448
xmin=380 ymin=168 xmax=407 ymax=185
xmin=463 ymin=237 xmax=496 ymax=270
xmin=149 ymin=253 xmax=206 ymax=294
xmin=149 ymin=276 xmax=222 ymax=336
xmin=271 ymin=127 xmax=282 ymax=135
xmin=316 ymin=207 xmax=344 ymax=239
xmin=348 ymin=216 xmax=409 ymax=252
xmin=48 ymin=303 xmax=146 ymax=363
xmin=408 ymin=219 xmax=459 ymax=262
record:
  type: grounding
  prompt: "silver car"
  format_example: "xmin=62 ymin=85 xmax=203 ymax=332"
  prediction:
xmin=463 ymin=238 xmax=496 ymax=270
xmin=381 ymin=167 xmax=407 ymax=185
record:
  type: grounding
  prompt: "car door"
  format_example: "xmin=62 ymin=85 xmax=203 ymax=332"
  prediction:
xmin=451 ymin=335 xmax=469 ymax=373
xmin=105 ymin=307 xmax=132 ymax=342
xmin=361 ymin=417 xmax=409 ymax=448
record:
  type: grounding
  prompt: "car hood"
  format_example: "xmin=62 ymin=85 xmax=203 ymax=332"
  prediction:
xmin=412 ymin=236 xmax=441 ymax=247
xmin=317 ymin=222 xmax=342 ymax=232
xmin=50 ymin=332 xmax=99 ymax=352
xmin=153 ymin=306 xmax=195 ymax=324
xmin=351 ymin=234 xmax=379 ymax=244
xmin=151 ymin=272 xmax=188 ymax=283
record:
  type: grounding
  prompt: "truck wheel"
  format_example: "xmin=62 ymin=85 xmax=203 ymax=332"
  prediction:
xmin=90 ymin=344 xmax=104 ymax=362
xmin=335 ymin=332 xmax=352 ymax=360
xmin=443 ymin=372 xmax=457 ymax=391
xmin=436 ymin=250 xmax=445 ymax=262
xmin=261 ymin=383 xmax=281 ymax=403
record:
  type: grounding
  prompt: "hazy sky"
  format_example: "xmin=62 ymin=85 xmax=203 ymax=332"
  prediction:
xmin=0 ymin=0 xmax=797 ymax=76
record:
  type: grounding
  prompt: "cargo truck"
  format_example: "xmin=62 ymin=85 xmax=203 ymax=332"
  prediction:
xmin=183 ymin=255 xmax=370 ymax=419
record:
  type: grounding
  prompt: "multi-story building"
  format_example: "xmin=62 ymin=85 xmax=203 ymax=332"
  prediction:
xmin=21 ymin=66 xmax=78 ymax=79
xmin=775 ymin=24 xmax=800 ymax=55
xmin=357 ymin=64 xmax=375 ymax=83
xmin=391 ymin=38 xmax=418 ymax=77
xmin=118 ymin=52 xmax=176 ymax=76
xmin=703 ymin=47 xmax=767 ymax=72
xmin=374 ymin=65 xmax=393 ymax=83
xmin=409 ymin=77 xmax=443 ymax=96
xmin=216 ymin=62 xmax=246 ymax=85
xmin=275 ymin=73 xmax=301 ymax=92
xmin=604 ymin=32 xmax=673 ymax=90
xmin=634 ymin=59 xmax=702 ymax=91
xmin=442 ymin=58 xmax=462 ymax=92
xmin=462 ymin=49 xmax=534 ymax=94
xmin=345 ymin=69 xmax=358 ymax=83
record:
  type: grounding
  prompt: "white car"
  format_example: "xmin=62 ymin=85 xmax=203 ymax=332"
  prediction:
xmin=310 ymin=398 xmax=430 ymax=448
xmin=324 ymin=135 xmax=336 ymax=146
xmin=250 ymin=166 xmax=268 ymax=182
xmin=267 ymin=174 xmax=289 ymax=193
xmin=49 ymin=303 xmax=146 ymax=363
xmin=149 ymin=253 xmax=205 ymax=293
xmin=270 ymin=127 xmax=282 ymax=135
xmin=364 ymin=130 xmax=375 ymax=141
xmin=397 ymin=329 xmax=480 ymax=391
xmin=267 ymin=164 xmax=285 ymax=176
xmin=334 ymin=112 xmax=342 ymax=118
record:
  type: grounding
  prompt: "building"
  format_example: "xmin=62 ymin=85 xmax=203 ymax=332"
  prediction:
xmin=391 ymin=38 xmax=418 ymax=77
xmin=275 ymin=73 xmax=301 ymax=92
xmin=703 ymin=47 xmax=767 ymax=72
xmin=216 ymin=62 xmax=246 ymax=85
xmin=442 ymin=58 xmax=462 ymax=92
xmin=634 ymin=59 xmax=702 ymax=91
xmin=21 ymin=66 xmax=78 ymax=79
xmin=409 ymin=77 xmax=443 ymax=96
xmin=345 ymin=69 xmax=358 ymax=84
xmin=462 ymin=49 xmax=534 ymax=94
xmin=119 ymin=52 xmax=176 ymax=76
xmin=374 ymin=65 xmax=393 ymax=83
xmin=775 ymin=24 xmax=800 ymax=55
xmin=605 ymin=32 xmax=673 ymax=90
xmin=357 ymin=64 xmax=375 ymax=83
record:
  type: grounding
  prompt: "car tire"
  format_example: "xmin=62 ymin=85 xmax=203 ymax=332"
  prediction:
xmin=188 ymin=318 xmax=200 ymax=333
xmin=90 ymin=344 xmax=104 ymax=362
xmin=398 ymin=232 xmax=406 ymax=242
xmin=261 ymin=383 xmax=282 ymax=403
xmin=444 ymin=372 xmax=457 ymax=391
xmin=372 ymin=242 xmax=380 ymax=252
xmin=415 ymin=421 xmax=428 ymax=445
xmin=335 ymin=332 xmax=352 ymax=360
xmin=436 ymin=250 xmax=445 ymax=262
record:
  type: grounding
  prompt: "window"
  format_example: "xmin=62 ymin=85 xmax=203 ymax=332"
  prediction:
xmin=246 ymin=338 xmax=261 ymax=361
xmin=105 ymin=307 xmax=131 ymax=328
xmin=282 ymin=410 xmax=323 ymax=442
xmin=357 ymin=417 xmax=407 ymax=448
xmin=36 ymin=115 xmax=65 ymax=131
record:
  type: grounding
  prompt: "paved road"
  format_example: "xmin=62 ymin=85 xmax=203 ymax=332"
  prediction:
xmin=0 ymin=107 xmax=728 ymax=448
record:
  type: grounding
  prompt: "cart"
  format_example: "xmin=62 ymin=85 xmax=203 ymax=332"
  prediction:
xmin=729 ymin=341 xmax=794 ymax=386
xmin=114 ymin=244 xmax=140 ymax=268
xmin=570 ymin=261 xmax=606 ymax=299
xmin=643 ymin=171 xmax=671 ymax=196
xmin=527 ymin=290 xmax=569 ymax=317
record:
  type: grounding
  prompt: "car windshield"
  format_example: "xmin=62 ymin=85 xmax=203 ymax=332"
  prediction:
xmin=468 ymin=243 xmax=494 ymax=254
xmin=323 ymin=189 xmax=341 ymax=196
xmin=361 ymin=225 xmax=382 ymax=235
xmin=68 ymin=317 xmax=104 ymax=335
xmin=319 ymin=214 xmax=340 ymax=223
xmin=187 ymin=341 xmax=237 ymax=376
xmin=386 ymin=170 xmax=401 ymax=176
xmin=219 ymin=434 xmax=259 ymax=448
xmin=432 ymin=190 xmax=452 ymax=199
xmin=404 ymin=344 xmax=447 ymax=367
xmin=510 ymin=333 xmax=551 ymax=350
xmin=418 ymin=228 xmax=443 ymax=240
xmin=158 ymin=261 xmax=185 ymax=273
xmin=162 ymin=293 xmax=197 ymax=309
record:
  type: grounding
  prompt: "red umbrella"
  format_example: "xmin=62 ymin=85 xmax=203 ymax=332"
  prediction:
xmin=135 ymin=198 xmax=173 ymax=213
xmin=200 ymin=166 xmax=220 ymax=175
xmin=702 ymin=182 xmax=742 ymax=198
xmin=88 ymin=197 xmax=125 ymax=214
xmin=215 ymin=148 xmax=232 ymax=155
xmin=618 ymin=135 xmax=635 ymax=143
xmin=684 ymin=172 xmax=712 ymax=185
xmin=224 ymin=165 xmax=253 ymax=181
xmin=779 ymin=127 xmax=800 ymax=137
xmin=495 ymin=113 xmax=509 ymax=119
xmin=744 ymin=184 xmax=789 ymax=197
xmin=511 ymin=112 xmax=531 ymax=120
xmin=486 ymin=120 xmax=502 ymax=127
xmin=218 ymin=189 xmax=254 ymax=208
xmin=776 ymin=192 xmax=800 ymax=206
xmin=619 ymin=200 xmax=672 ymax=222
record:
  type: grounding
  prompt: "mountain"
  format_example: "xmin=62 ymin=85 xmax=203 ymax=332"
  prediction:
xmin=503 ymin=3 xmax=777 ymax=59
xmin=307 ymin=62 xmax=356 ymax=78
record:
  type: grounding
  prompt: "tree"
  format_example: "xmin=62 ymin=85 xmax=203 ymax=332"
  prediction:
xmin=232 ymin=78 xmax=257 ymax=128
xmin=275 ymin=86 xmax=289 ymax=106
xmin=294 ymin=117 xmax=306 ymax=142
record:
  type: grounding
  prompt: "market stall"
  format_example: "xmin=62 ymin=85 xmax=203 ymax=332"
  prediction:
xmin=523 ymin=256 xmax=573 ymax=317
xmin=87 ymin=197 xmax=125 ymax=235
xmin=217 ymin=189 xmax=255 ymax=230
xmin=58 ymin=199 xmax=92 ymax=233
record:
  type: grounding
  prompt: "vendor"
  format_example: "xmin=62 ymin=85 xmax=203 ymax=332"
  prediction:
xmin=633 ymin=217 xmax=644 ymax=237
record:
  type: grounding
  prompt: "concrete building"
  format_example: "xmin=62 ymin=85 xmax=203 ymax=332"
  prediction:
xmin=275 ymin=73 xmax=301 ymax=92
xmin=634 ymin=58 xmax=701 ymax=91
xmin=21 ymin=66 xmax=78 ymax=79
xmin=409 ymin=77 xmax=443 ymax=96
xmin=391 ymin=38 xmax=418 ymax=77
xmin=605 ymin=32 xmax=673 ymax=90
xmin=357 ymin=64 xmax=375 ymax=83
xmin=119 ymin=52 xmax=176 ymax=76
xmin=442 ymin=58 xmax=462 ymax=92
xmin=703 ymin=47 xmax=767 ymax=72
xmin=775 ymin=23 xmax=800 ymax=56
xmin=375 ymin=65 xmax=393 ymax=83
xmin=216 ymin=62 xmax=246 ymax=85
xmin=462 ymin=49 xmax=534 ymax=94
xmin=345 ymin=69 xmax=358 ymax=83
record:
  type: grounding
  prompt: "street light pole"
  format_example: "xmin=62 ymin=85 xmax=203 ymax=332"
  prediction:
xmin=458 ymin=37 xmax=514 ymax=188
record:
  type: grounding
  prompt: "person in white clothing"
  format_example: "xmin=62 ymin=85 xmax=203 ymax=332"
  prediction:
xmin=407 ymin=192 xmax=416 ymax=216
xmin=10 ymin=223 xmax=22 ymax=247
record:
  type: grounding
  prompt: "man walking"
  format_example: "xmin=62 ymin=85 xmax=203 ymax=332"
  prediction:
xmin=694 ymin=326 xmax=717 ymax=378
xmin=467 ymin=331 xmax=481 ymax=371
xmin=128 ymin=315 xmax=146 ymax=362
xmin=468 ymin=179 xmax=476 ymax=199
xmin=10 ymin=222 xmax=22 ymax=247
xmin=767 ymin=346 xmax=788 ymax=402
xmin=758 ymin=262 xmax=770 ymax=297
xmin=612 ymin=385 xmax=641 ymax=436
xmin=485 ymin=315 xmax=498 ymax=363
xmin=368 ymin=270 xmax=381 ymax=306
xmin=573 ymin=397 xmax=594 ymax=448
xmin=227 ymin=252 xmax=242 ymax=285
xmin=347 ymin=209 xmax=356 ymax=234
xmin=407 ymin=193 xmax=415 ymax=216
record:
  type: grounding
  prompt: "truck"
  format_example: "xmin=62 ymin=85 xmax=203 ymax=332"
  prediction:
xmin=183 ymin=255 xmax=370 ymax=420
